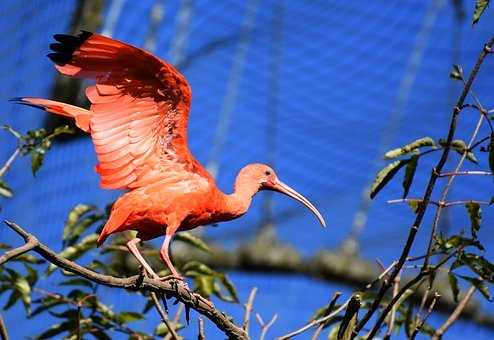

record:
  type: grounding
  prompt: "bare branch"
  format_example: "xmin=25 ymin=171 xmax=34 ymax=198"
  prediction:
xmin=150 ymin=292 xmax=179 ymax=340
xmin=243 ymin=287 xmax=257 ymax=335
xmin=0 ymin=314 xmax=8 ymax=340
xmin=438 ymin=170 xmax=492 ymax=177
xmin=0 ymin=235 xmax=38 ymax=265
xmin=433 ymin=285 xmax=476 ymax=340
xmin=385 ymin=272 xmax=401 ymax=338
xmin=2 ymin=221 xmax=248 ymax=340
xmin=278 ymin=297 xmax=350 ymax=340
xmin=256 ymin=313 xmax=278 ymax=340
xmin=198 ymin=317 xmax=205 ymax=340
xmin=0 ymin=148 xmax=20 ymax=178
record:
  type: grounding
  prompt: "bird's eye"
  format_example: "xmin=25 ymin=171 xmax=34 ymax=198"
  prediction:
xmin=265 ymin=170 xmax=271 ymax=176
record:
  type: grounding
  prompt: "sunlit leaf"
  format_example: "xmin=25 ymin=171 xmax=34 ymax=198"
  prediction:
xmin=459 ymin=275 xmax=492 ymax=301
xmin=337 ymin=295 xmax=360 ymax=340
xmin=63 ymin=204 xmax=102 ymax=247
xmin=440 ymin=139 xmax=478 ymax=163
xmin=402 ymin=154 xmax=418 ymax=198
xmin=175 ymin=232 xmax=212 ymax=254
xmin=370 ymin=160 xmax=409 ymax=199
xmin=155 ymin=321 xmax=184 ymax=336
xmin=384 ymin=137 xmax=435 ymax=159
xmin=473 ymin=0 xmax=490 ymax=24
xmin=0 ymin=180 xmax=13 ymax=198
xmin=407 ymin=199 xmax=423 ymax=213
xmin=465 ymin=202 xmax=481 ymax=238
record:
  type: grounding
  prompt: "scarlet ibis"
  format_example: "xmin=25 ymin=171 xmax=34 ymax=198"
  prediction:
xmin=12 ymin=31 xmax=326 ymax=280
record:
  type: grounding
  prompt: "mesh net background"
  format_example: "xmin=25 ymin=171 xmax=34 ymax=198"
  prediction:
xmin=1 ymin=0 xmax=493 ymax=338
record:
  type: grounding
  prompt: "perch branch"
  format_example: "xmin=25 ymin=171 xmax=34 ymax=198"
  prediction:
xmin=2 ymin=221 xmax=248 ymax=340
xmin=243 ymin=287 xmax=257 ymax=335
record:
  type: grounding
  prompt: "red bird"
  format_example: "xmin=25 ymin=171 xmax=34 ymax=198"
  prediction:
xmin=12 ymin=31 xmax=326 ymax=280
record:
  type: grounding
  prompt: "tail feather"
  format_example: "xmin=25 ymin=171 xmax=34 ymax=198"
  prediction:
xmin=10 ymin=97 xmax=90 ymax=132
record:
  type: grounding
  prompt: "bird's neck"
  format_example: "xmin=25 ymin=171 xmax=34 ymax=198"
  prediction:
xmin=221 ymin=175 xmax=260 ymax=218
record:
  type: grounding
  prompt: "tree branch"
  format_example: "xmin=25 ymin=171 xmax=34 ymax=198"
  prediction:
xmin=243 ymin=287 xmax=257 ymax=335
xmin=2 ymin=221 xmax=248 ymax=340
xmin=354 ymin=35 xmax=494 ymax=336
xmin=432 ymin=285 xmax=476 ymax=340
xmin=0 ymin=314 xmax=8 ymax=340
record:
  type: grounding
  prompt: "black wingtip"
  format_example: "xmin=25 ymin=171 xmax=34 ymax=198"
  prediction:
xmin=48 ymin=30 xmax=93 ymax=65
xmin=9 ymin=97 xmax=45 ymax=111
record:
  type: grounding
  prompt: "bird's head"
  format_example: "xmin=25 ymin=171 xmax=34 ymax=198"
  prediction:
xmin=238 ymin=163 xmax=326 ymax=227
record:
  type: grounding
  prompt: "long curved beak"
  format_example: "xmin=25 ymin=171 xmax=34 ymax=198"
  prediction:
xmin=269 ymin=180 xmax=326 ymax=227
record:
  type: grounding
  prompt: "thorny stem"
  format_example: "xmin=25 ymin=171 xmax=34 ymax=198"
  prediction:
xmin=354 ymin=36 xmax=494 ymax=337
xmin=0 ymin=148 xmax=20 ymax=178
xmin=198 ymin=317 xmax=205 ymax=340
xmin=432 ymin=285 xmax=476 ymax=339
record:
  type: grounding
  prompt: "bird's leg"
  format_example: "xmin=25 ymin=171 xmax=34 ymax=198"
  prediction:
xmin=159 ymin=233 xmax=183 ymax=281
xmin=126 ymin=238 xmax=160 ymax=280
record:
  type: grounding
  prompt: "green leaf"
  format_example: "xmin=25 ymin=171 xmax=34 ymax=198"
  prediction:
xmin=441 ymin=139 xmax=479 ymax=163
xmin=441 ymin=235 xmax=484 ymax=251
xmin=370 ymin=160 xmax=409 ymax=199
xmin=459 ymin=275 xmax=492 ymax=301
xmin=116 ymin=311 xmax=144 ymax=324
xmin=1 ymin=125 xmax=22 ymax=139
xmin=449 ymin=64 xmax=463 ymax=80
xmin=407 ymin=199 xmax=423 ymax=213
xmin=0 ymin=180 xmax=13 ymax=198
xmin=473 ymin=0 xmax=490 ymax=24
xmin=489 ymin=133 xmax=494 ymax=175
xmin=37 ymin=320 xmax=76 ymax=339
xmin=63 ymin=204 xmax=102 ymax=247
xmin=457 ymin=253 xmax=494 ymax=282
xmin=30 ymin=149 xmax=45 ymax=176
xmin=174 ymin=232 xmax=212 ymax=254
xmin=448 ymin=272 xmax=460 ymax=303
xmin=155 ymin=321 xmax=184 ymax=336
xmin=384 ymin=137 xmax=435 ymax=159
xmin=402 ymin=154 xmax=418 ymax=198
xmin=337 ymin=295 xmax=360 ymax=340
xmin=216 ymin=273 xmax=239 ymax=303
xmin=465 ymin=202 xmax=481 ymax=238
xmin=47 ymin=125 xmax=74 ymax=140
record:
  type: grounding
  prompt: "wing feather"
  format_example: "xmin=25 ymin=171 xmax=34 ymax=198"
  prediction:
xmin=49 ymin=31 xmax=211 ymax=190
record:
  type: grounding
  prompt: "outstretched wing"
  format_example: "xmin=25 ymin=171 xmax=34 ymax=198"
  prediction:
xmin=49 ymin=31 xmax=212 ymax=190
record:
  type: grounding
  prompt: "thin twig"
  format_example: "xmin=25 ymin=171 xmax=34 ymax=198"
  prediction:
xmin=355 ymin=37 xmax=494 ymax=337
xmin=0 ymin=148 xmax=20 ymax=178
xmin=2 ymin=221 xmax=248 ymax=340
xmin=150 ymin=292 xmax=179 ymax=340
xmin=432 ymin=285 xmax=476 ymax=340
xmin=411 ymin=292 xmax=440 ymax=339
xmin=0 ymin=235 xmax=38 ymax=265
xmin=366 ymin=260 xmax=396 ymax=289
xmin=438 ymin=170 xmax=492 ymax=177
xmin=198 ymin=317 xmax=205 ymax=340
xmin=387 ymin=198 xmax=491 ymax=207
xmin=385 ymin=272 xmax=401 ymax=338
xmin=257 ymin=313 xmax=278 ymax=340
xmin=311 ymin=292 xmax=342 ymax=340
xmin=278 ymin=298 xmax=350 ymax=340
xmin=0 ymin=314 xmax=8 ymax=340
xmin=243 ymin=287 xmax=258 ymax=335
